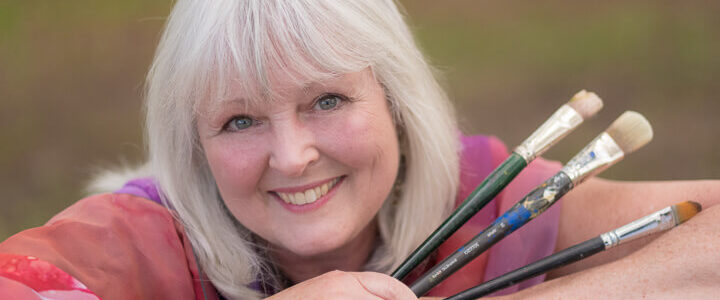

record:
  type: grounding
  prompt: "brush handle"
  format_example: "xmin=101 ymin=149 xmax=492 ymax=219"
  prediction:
xmin=391 ymin=153 xmax=527 ymax=280
xmin=446 ymin=203 xmax=696 ymax=299
xmin=446 ymin=237 xmax=605 ymax=300
xmin=409 ymin=172 xmax=573 ymax=296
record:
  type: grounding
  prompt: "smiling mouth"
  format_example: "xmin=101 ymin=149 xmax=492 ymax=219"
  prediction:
xmin=274 ymin=177 xmax=342 ymax=205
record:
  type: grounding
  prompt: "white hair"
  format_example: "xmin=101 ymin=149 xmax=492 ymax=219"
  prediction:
xmin=133 ymin=0 xmax=460 ymax=298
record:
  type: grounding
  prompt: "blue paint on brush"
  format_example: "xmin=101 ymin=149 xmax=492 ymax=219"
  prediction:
xmin=493 ymin=204 xmax=532 ymax=232
xmin=408 ymin=172 xmax=574 ymax=297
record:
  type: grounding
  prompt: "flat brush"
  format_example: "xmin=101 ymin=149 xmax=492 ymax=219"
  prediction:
xmin=409 ymin=111 xmax=653 ymax=296
xmin=446 ymin=201 xmax=702 ymax=300
xmin=391 ymin=91 xmax=603 ymax=280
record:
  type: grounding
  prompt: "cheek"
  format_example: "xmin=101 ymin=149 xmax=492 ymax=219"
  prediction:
xmin=317 ymin=104 xmax=400 ymax=185
xmin=203 ymin=138 xmax=267 ymax=199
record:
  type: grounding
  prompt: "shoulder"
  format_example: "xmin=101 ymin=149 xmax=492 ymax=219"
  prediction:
xmin=459 ymin=134 xmax=507 ymax=164
xmin=458 ymin=134 xmax=562 ymax=201
xmin=453 ymin=133 xmax=564 ymax=295
xmin=457 ymin=134 xmax=507 ymax=193
xmin=0 ymin=193 xmax=198 ymax=299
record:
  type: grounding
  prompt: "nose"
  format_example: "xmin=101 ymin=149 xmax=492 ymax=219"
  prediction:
xmin=268 ymin=117 xmax=320 ymax=177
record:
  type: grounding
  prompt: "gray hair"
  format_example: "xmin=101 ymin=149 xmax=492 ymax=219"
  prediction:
xmin=143 ymin=0 xmax=459 ymax=298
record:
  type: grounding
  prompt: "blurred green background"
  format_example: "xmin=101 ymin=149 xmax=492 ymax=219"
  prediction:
xmin=1 ymin=0 xmax=719 ymax=240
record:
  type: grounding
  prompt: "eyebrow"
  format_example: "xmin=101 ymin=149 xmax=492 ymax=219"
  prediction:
xmin=203 ymin=97 xmax=253 ymax=119
xmin=205 ymin=73 xmax=363 ymax=115
xmin=303 ymin=76 xmax=364 ymax=96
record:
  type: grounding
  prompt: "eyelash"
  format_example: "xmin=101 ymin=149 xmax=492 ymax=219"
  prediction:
xmin=222 ymin=93 xmax=350 ymax=132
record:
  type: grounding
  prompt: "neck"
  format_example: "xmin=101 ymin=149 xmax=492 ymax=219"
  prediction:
xmin=270 ymin=221 xmax=379 ymax=284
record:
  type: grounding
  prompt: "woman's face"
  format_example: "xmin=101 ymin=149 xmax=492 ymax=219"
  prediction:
xmin=196 ymin=69 xmax=400 ymax=257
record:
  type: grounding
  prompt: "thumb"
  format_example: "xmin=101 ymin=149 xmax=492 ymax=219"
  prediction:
xmin=349 ymin=272 xmax=417 ymax=300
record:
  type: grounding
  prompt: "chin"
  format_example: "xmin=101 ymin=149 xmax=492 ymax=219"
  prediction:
xmin=280 ymin=228 xmax=352 ymax=258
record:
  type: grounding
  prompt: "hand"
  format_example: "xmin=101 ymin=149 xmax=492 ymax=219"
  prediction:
xmin=267 ymin=270 xmax=417 ymax=299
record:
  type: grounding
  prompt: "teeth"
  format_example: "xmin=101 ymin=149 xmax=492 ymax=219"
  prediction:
xmin=321 ymin=183 xmax=328 ymax=194
xmin=295 ymin=192 xmax=306 ymax=204
xmin=305 ymin=189 xmax=317 ymax=203
xmin=276 ymin=177 xmax=341 ymax=205
xmin=279 ymin=193 xmax=289 ymax=203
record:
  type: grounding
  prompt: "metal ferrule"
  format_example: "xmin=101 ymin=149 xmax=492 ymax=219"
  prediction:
xmin=514 ymin=105 xmax=584 ymax=162
xmin=600 ymin=206 xmax=676 ymax=249
xmin=560 ymin=132 xmax=624 ymax=186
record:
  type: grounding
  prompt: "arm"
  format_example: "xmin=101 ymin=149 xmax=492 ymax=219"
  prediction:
xmin=0 ymin=254 xmax=100 ymax=300
xmin=0 ymin=193 xmax=201 ymax=299
xmin=548 ymin=178 xmax=720 ymax=278
xmin=498 ymin=203 xmax=720 ymax=299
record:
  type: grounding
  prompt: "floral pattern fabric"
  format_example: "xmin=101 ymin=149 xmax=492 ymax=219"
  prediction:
xmin=0 ymin=254 xmax=100 ymax=299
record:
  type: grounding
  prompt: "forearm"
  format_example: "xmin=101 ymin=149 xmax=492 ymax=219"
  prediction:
xmin=496 ymin=204 xmax=720 ymax=299
xmin=550 ymin=178 xmax=720 ymax=278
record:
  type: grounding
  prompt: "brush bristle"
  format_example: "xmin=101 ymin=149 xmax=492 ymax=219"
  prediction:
xmin=672 ymin=201 xmax=702 ymax=224
xmin=567 ymin=90 xmax=603 ymax=119
xmin=605 ymin=111 xmax=653 ymax=154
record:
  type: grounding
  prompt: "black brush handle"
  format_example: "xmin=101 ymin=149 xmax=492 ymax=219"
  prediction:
xmin=446 ymin=237 xmax=605 ymax=300
xmin=409 ymin=172 xmax=573 ymax=297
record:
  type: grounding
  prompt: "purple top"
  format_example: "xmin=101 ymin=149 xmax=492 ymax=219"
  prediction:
xmin=115 ymin=177 xmax=162 ymax=206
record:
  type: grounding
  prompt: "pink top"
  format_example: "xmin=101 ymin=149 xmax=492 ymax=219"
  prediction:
xmin=423 ymin=135 xmax=562 ymax=297
xmin=0 ymin=134 xmax=562 ymax=299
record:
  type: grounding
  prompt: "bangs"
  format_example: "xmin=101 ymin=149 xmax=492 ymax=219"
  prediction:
xmin=191 ymin=0 xmax=382 ymax=110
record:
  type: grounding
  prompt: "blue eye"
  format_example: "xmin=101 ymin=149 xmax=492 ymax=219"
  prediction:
xmin=314 ymin=95 xmax=341 ymax=110
xmin=226 ymin=115 xmax=253 ymax=131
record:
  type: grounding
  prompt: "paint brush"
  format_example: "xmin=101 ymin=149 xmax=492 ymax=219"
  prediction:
xmin=391 ymin=91 xmax=603 ymax=280
xmin=446 ymin=201 xmax=702 ymax=299
xmin=409 ymin=111 xmax=653 ymax=296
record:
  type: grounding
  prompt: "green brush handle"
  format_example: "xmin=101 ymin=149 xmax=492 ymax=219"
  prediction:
xmin=391 ymin=153 xmax=527 ymax=280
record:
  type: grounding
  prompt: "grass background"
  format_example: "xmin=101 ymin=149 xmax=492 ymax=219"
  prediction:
xmin=1 ymin=0 xmax=719 ymax=240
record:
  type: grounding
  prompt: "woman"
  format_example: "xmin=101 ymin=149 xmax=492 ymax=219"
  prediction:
xmin=1 ymin=1 xmax=719 ymax=299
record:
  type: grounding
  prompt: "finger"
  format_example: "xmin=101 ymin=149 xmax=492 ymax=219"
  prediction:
xmin=350 ymin=272 xmax=417 ymax=300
